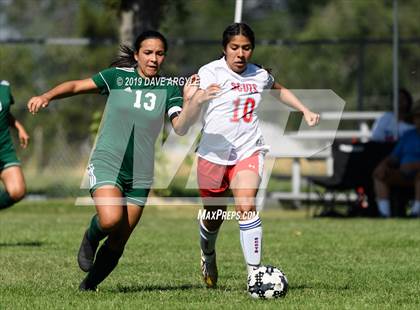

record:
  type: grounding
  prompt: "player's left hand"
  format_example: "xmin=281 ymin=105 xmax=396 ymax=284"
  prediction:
xmin=303 ymin=110 xmax=320 ymax=127
xmin=18 ymin=130 xmax=29 ymax=148
xmin=191 ymin=84 xmax=221 ymax=105
xmin=183 ymin=74 xmax=200 ymax=102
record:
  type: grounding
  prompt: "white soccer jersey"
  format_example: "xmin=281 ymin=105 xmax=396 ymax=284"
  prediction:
xmin=197 ymin=57 xmax=274 ymax=165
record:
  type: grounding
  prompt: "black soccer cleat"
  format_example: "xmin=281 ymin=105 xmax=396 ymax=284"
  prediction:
xmin=77 ymin=230 xmax=99 ymax=272
xmin=200 ymin=250 xmax=218 ymax=288
xmin=79 ymin=277 xmax=97 ymax=292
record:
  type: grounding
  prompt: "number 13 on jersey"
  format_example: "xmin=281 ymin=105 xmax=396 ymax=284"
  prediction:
xmin=230 ymin=97 xmax=255 ymax=123
xmin=133 ymin=90 xmax=156 ymax=111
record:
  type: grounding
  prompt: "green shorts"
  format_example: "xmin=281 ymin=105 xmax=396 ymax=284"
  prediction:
xmin=87 ymin=159 xmax=151 ymax=206
xmin=0 ymin=146 xmax=20 ymax=172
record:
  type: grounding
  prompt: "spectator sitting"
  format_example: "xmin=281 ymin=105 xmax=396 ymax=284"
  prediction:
xmin=373 ymin=99 xmax=420 ymax=217
xmin=371 ymin=88 xmax=415 ymax=142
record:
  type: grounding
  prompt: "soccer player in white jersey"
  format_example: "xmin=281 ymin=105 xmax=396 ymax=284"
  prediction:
xmin=193 ymin=23 xmax=320 ymax=288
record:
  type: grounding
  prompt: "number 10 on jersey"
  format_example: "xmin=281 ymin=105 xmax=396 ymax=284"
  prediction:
xmin=230 ymin=97 xmax=255 ymax=123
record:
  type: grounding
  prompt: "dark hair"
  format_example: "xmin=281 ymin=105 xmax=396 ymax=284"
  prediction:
xmin=222 ymin=23 xmax=255 ymax=49
xmin=110 ymin=30 xmax=168 ymax=67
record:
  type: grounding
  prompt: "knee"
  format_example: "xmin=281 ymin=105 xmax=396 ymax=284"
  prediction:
xmin=236 ymin=205 xmax=255 ymax=215
xmin=99 ymin=216 xmax=122 ymax=232
xmin=8 ymin=185 xmax=26 ymax=202
xmin=235 ymin=197 xmax=256 ymax=212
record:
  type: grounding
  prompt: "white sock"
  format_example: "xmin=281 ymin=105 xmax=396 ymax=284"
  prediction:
xmin=410 ymin=201 xmax=420 ymax=215
xmin=239 ymin=216 xmax=262 ymax=274
xmin=377 ymin=199 xmax=391 ymax=217
xmin=199 ymin=219 xmax=219 ymax=256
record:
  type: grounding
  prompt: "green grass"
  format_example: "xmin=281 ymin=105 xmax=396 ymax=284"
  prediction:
xmin=1 ymin=200 xmax=420 ymax=309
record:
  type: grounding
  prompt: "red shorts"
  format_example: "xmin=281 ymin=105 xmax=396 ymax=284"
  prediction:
xmin=197 ymin=152 xmax=264 ymax=198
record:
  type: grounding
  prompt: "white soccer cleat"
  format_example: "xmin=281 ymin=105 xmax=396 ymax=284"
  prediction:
xmin=247 ymin=264 xmax=260 ymax=276
xmin=200 ymin=250 xmax=218 ymax=288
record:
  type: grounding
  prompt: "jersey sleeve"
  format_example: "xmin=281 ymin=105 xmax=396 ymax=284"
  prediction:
xmin=166 ymin=85 xmax=183 ymax=120
xmin=1 ymin=80 xmax=14 ymax=105
xmin=371 ymin=114 xmax=386 ymax=141
xmin=198 ymin=66 xmax=217 ymax=90
xmin=92 ymin=67 xmax=115 ymax=95
xmin=371 ymin=113 xmax=392 ymax=142
xmin=264 ymin=72 xmax=275 ymax=89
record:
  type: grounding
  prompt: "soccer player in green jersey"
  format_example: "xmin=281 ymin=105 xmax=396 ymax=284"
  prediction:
xmin=27 ymin=30 xmax=207 ymax=291
xmin=0 ymin=80 xmax=29 ymax=211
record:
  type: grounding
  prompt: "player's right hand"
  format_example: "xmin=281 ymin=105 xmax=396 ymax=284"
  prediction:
xmin=18 ymin=129 xmax=30 ymax=149
xmin=195 ymin=84 xmax=220 ymax=104
xmin=27 ymin=95 xmax=50 ymax=114
xmin=303 ymin=110 xmax=320 ymax=127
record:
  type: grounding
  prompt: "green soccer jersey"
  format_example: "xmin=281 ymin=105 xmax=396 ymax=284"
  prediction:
xmin=0 ymin=80 xmax=14 ymax=149
xmin=91 ymin=67 xmax=183 ymax=188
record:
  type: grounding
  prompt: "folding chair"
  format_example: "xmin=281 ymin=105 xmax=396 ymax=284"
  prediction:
xmin=307 ymin=141 xmax=394 ymax=217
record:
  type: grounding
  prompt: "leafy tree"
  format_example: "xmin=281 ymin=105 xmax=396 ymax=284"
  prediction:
xmin=0 ymin=1 xmax=119 ymax=168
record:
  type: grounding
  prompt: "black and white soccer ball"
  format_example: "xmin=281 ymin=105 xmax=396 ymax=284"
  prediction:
xmin=247 ymin=265 xmax=288 ymax=299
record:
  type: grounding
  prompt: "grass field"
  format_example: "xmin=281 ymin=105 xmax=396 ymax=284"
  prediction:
xmin=1 ymin=200 xmax=420 ymax=309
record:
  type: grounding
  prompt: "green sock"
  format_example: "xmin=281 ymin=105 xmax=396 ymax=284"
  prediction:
xmin=87 ymin=214 xmax=107 ymax=244
xmin=0 ymin=190 xmax=15 ymax=210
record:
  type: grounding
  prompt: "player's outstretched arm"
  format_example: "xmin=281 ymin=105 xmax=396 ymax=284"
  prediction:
xmin=8 ymin=112 xmax=29 ymax=148
xmin=172 ymin=81 xmax=220 ymax=135
xmin=27 ymin=78 xmax=99 ymax=114
xmin=272 ymin=82 xmax=320 ymax=127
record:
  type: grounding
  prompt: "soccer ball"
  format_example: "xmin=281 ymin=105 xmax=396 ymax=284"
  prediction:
xmin=247 ymin=265 xmax=288 ymax=299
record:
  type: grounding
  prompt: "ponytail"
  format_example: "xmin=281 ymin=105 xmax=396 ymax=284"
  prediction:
xmin=110 ymin=45 xmax=137 ymax=68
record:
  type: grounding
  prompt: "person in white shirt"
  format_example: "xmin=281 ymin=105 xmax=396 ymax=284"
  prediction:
xmin=190 ymin=23 xmax=320 ymax=288
xmin=371 ymin=88 xmax=414 ymax=142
